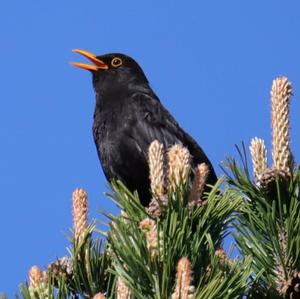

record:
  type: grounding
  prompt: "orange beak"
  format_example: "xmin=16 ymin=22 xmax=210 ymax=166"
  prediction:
xmin=70 ymin=49 xmax=108 ymax=71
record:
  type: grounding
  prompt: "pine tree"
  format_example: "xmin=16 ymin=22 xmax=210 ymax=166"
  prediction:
xmin=14 ymin=76 xmax=299 ymax=298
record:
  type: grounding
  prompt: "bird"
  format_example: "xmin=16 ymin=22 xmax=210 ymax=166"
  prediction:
xmin=71 ymin=49 xmax=217 ymax=206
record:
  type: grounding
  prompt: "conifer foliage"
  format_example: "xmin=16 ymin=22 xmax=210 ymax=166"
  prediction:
xmin=15 ymin=76 xmax=298 ymax=298
xmin=224 ymin=77 xmax=300 ymax=298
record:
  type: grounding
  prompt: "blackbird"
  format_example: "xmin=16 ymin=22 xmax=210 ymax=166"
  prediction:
xmin=71 ymin=49 xmax=217 ymax=206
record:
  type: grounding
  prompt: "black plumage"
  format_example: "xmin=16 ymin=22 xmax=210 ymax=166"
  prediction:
xmin=71 ymin=50 xmax=217 ymax=206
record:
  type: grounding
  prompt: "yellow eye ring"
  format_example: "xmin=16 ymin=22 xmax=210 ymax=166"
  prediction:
xmin=111 ymin=57 xmax=122 ymax=67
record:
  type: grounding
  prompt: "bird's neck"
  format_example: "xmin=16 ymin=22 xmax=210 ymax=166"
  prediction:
xmin=94 ymin=84 xmax=127 ymax=111
xmin=95 ymin=81 xmax=152 ymax=110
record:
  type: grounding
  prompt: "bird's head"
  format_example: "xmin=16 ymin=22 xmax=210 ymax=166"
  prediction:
xmin=71 ymin=49 xmax=148 ymax=92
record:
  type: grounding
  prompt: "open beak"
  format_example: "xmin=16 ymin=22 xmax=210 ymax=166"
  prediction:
xmin=70 ymin=49 xmax=108 ymax=71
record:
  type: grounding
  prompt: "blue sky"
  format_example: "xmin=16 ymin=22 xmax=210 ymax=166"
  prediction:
xmin=1 ymin=1 xmax=300 ymax=296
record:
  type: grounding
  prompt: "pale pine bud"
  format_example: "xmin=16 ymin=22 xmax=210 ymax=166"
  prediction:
xmin=139 ymin=218 xmax=158 ymax=261
xmin=116 ymin=276 xmax=131 ymax=299
xmin=148 ymin=140 xmax=166 ymax=198
xmin=215 ymin=249 xmax=227 ymax=267
xmin=146 ymin=197 xmax=162 ymax=218
xmin=167 ymin=144 xmax=191 ymax=192
xmin=29 ymin=266 xmax=43 ymax=289
xmin=147 ymin=141 xmax=168 ymax=217
xmin=257 ymin=167 xmax=290 ymax=190
xmin=28 ymin=266 xmax=48 ymax=298
xmin=72 ymin=188 xmax=88 ymax=243
xmin=278 ymin=271 xmax=300 ymax=298
xmin=188 ymin=163 xmax=209 ymax=208
xmin=250 ymin=137 xmax=268 ymax=182
xmin=271 ymin=77 xmax=292 ymax=174
xmin=47 ymin=256 xmax=73 ymax=278
xmin=93 ymin=293 xmax=107 ymax=299
xmin=172 ymin=257 xmax=194 ymax=299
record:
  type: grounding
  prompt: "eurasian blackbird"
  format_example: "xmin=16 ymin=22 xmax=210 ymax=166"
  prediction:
xmin=71 ymin=49 xmax=217 ymax=206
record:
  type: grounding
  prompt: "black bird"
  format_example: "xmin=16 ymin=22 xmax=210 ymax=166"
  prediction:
xmin=71 ymin=49 xmax=217 ymax=206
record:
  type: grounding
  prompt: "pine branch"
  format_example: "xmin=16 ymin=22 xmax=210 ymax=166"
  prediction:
xmin=223 ymin=76 xmax=299 ymax=298
xmin=106 ymin=177 xmax=247 ymax=298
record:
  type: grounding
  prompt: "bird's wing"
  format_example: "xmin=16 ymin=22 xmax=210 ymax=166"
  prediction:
xmin=125 ymin=92 xmax=183 ymax=153
xmin=125 ymin=92 xmax=217 ymax=180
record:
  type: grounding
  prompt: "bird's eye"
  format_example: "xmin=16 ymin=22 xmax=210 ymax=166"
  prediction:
xmin=111 ymin=57 xmax=122 ymax=67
